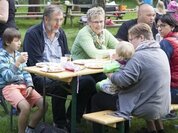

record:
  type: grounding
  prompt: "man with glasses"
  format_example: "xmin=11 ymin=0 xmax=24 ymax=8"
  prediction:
xmin=23 ymin=5 xmax=95 ymax=133
xmin=115 ymin=3 xmax=158 ymax=41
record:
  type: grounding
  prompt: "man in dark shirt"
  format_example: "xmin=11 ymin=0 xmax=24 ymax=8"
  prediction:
xmin=23 ymin=5 xmax=95 ymax=133
xmin=115 ymin=4 xmax=158 ymax=41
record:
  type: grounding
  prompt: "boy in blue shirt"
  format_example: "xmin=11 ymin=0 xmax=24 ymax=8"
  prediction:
xmin=0 ymin=28 xmax=47 ymax=133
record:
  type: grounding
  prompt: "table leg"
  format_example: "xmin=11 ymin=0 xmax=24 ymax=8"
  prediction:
xmin=64 ymin=6 xmax=69 ymax=25
xmin=71 ymin=77 xmax=77 ymax=133
xmin=43 ymin=77 xmax=46 ymax=122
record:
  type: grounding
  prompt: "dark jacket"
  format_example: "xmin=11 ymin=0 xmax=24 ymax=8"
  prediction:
xmin=23 ymin=22 xmax=70 ymax=89
xmin=23 ymin=22 xmax=70 ymax=67
xmin=115 ymin=19 xmax=158 ymax=41
xmin=0 ymin=0 xmax=16 ymax=37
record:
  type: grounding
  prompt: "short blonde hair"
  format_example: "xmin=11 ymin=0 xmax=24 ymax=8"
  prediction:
xmin=116 ymin=41 xmax=135 ymax=59
xmin=128 ymin=23 xmax=153 ymax=40
xmin=155 ymin=0 xmax=166 ymax=14
xmin=86 ymin=6 xmax=105 ymax=22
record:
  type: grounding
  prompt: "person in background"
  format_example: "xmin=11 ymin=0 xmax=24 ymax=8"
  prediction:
xmin=71 ymin=6 xmax=118 ymax=60
xmin=115 ymin=4 xmax=158 ymax=41
xmin=23 ymin=5 xmax=96 ymax=133
xmin=157 ymin=14 xmax=178 ymax=119
xmin=167 ymin=0 xmax=178 ymax=21
xmin=163 ymin=0 xmax=171 ymax=9
xmin=0 ymin=28 xmax=47 ymax=133
xmin=136 ymin=0 xmax=153 ymax=5
xmin=92 ymin=23 xmax=170 ymax=133
xmin=0 ymin=0 xmax=16 ymax=47
xmin=155 ymin=0 xmax=166 ymax=18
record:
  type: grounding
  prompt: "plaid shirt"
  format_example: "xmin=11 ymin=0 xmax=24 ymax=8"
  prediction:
xmin=0 ymin=48 xmax=33 ymax=89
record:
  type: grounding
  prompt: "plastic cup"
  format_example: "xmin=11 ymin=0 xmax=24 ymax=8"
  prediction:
xmin=60 ymin=57 xmax=68 ymax=66
xmin=65 ymin=54 xmax=72 ymax=61
xmin=21 ymin=52 xmax=28 ymax=63
xmin=96 ymin=54 xmax=103 ymax=60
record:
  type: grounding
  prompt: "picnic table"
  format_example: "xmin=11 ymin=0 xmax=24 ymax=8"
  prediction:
xmin=23 ymin=59 xmax=108 ymax=133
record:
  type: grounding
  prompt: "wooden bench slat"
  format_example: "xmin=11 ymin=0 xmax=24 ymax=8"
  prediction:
xmin=83 ymin=110 xmax=125 ymax=125
xmin=15 ymin=12 xmax=43 ymax=15
xmin=171 ymin=104 xmax=178 ymax=110
xmin=83 ymin=104 xmax=178 ymax=128
xmin=15 ymin=15 xmax=43 ymax=18
xmin=105 ymin=24 xmax=122 ymax=28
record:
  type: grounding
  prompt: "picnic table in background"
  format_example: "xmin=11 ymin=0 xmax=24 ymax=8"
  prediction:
xmin=15 ymin=3 xmax=62 ymax=19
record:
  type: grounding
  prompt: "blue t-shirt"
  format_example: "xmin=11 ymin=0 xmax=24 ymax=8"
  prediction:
xmin=143 ymin=0 xmax=153 ymax=5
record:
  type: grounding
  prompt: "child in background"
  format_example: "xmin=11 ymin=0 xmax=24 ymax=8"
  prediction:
xmin=0 ymin=28 xmax=47 ymax=133
xmin=167 ymin=0 xmax=178 ymax=21
xmin=96 ymin=41 xmax=135 ymax=95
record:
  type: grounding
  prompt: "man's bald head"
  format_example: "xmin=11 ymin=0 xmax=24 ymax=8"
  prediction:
xmin=137 ymin=4 xmax=156 ymax=26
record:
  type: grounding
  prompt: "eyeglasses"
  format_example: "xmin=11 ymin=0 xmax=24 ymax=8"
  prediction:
xmin=128 ymin=36 xmax=139 ymax=42
xmin=91 ymin=20 xmax=104 ymax=24
xmin=156 ymin=24 xmax=167 ymax=29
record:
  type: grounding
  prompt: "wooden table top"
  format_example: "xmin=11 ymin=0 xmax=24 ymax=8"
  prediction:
xmin=23 ymin=64 xmax=103 ymax=83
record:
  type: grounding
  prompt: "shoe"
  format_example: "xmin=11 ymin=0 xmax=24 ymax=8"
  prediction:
xmin=25 ymin=127 xmax=35 ymax=133
xmin=162 ymin=111 xmax=178 ymax=120
xmin=53 ymin=123 xmax=69 ymax=133
xmin=66 ymin=122 xmax=84 ymax=133
xmin=135 ymin=127 xmax=149 ymax=133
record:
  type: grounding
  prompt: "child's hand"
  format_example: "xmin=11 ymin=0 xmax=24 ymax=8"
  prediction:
xmin=26 ymin=86 xmax=33 ymax=98
xmin=106 ymin=73 xmax=112 ymax=79
xmin=16 ymin=52 xmax=28 ymax=65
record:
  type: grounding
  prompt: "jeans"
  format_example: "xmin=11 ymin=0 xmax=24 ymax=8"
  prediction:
xmin=171 ymin=88 xmax=178 ymax=104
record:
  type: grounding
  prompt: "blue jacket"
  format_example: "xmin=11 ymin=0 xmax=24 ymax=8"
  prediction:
xmin=0 ymin=48 xmax=33 ymax=88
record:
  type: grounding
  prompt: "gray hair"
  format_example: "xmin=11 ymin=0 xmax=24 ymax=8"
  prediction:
xmin=43 ymin=5 xmax=63 ymax=19
xmin=86 ymin=6 xmax=105 ymax=22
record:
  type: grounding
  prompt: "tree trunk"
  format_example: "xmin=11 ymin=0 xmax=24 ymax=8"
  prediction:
xmin=28 ymin=0 xmax=40 ymax=13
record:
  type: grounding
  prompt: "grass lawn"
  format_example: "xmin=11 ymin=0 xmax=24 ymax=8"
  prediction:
xmin=1 ymin=1 xmax=178 ymax=133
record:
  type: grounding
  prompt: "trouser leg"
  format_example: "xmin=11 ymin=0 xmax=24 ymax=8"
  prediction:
xmin=67 ymin=75 xmax=96 ymax=123
xmin=91 ymin=92 xmax=117 ymax=133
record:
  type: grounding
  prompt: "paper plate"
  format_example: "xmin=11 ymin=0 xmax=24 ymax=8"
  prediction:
xmin=73 ymin=59 xmax=87 ymax=65
xmin=40 ymin=67 xmax=65 ymax=73
xmin=36 ymin=62 xmax=59 ymax=68
xmin=85 ymin=63 xmax=104 ymax=69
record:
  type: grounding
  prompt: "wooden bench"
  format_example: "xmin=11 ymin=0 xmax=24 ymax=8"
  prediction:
xmin=15 ymin=14 xmax=43 ymax=18
xmin=15 ymin=4 xmax=48 ymax=19
xmin=105 ymin=23 xmax=122 ymax=28
xmin=83 ymin=104 xmax=178 ymax=133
